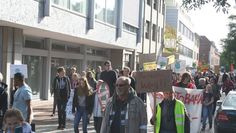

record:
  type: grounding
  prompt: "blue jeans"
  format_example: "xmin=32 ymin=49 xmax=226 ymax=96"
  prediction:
xmin=202 ymin=105 xmax=213 ymax=128
xmin=74 ymin=106 xmax=87 ymax=133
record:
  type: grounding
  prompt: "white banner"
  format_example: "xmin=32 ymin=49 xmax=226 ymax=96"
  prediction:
xmin=66 ymin=89 xmax=74 ymax=121
xmin=147 ymin=86 xmax=203 ymax=133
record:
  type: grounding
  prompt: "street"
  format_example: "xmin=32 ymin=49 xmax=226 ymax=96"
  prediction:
xmin=32 ymin=99 xmax=154 ymax=133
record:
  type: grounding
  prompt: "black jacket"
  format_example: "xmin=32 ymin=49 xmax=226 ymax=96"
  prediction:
xmin=0 ymin=82 xmax=8 ymax=116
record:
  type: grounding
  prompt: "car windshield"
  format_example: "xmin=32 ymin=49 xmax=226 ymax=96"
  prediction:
xmin=223 ymin=94 xmax=236 ymax=108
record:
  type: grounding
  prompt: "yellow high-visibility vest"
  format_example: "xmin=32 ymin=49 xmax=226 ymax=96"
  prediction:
xmin=155 ymin=99 xmax=185 ymax=133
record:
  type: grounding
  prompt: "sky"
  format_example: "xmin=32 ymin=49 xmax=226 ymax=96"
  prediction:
xmin=187 ymin=1 xmax=236 ymax=52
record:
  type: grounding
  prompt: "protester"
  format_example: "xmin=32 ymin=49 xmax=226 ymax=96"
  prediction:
xmin=201 ymin=84 xmax=214 ymax=131
xmin=95 ymin=66 xmax=102 ymax=80
xmin=150 ymin=89 xmax=190 ymax=133
xmin=12 ymin=73 xmax=33 ymax=124
xmin=210 ymin=77 xmax=221 ymax=114
xmin=93 ymin=80 xmax=109 ymax=133
xmin=100 ymin=76 xmax=147 ymax=133
xmin=81 ymin=71 xmax=87 ymax=78
xmin=0 ymin=72 xmax=8 ymax=131
xmin=100 ymin=60 xmax=117 ymax=96
xmin=68 ymin=66 xmax=77 ymax=80
xmin=3 ymin=109 xmax=33 ymax=133
xmin=174 ymin=72 xmax=196 ymax=89
xmin=197 ymin=78 xmax=206 ymax=89
xmin=72 ymin=77 xmax=94 ymax=133
xmin=222 ymin=73 xmax=235 ymax=95
xmin=123 ymin=66 xmax=135 ymax=90
xmin=52 ymin=67 xmax=71 ymax=130
xmin=86 ymin=71 xmax=97 ymax=91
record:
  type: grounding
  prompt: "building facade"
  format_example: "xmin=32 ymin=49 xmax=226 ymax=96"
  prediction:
xmin=0 ymin=0 xmax=143 ymax=99
xmin=139 ymin=0 xmax=165 ymax=67
xmin=199 ymin=36 xmax=220 ymax=70
xmin=165 ymin=0 xmax=198 ymax=68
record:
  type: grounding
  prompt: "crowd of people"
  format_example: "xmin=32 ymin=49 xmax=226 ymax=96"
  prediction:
xmin=0 ymin=59 xmax=235 ymax=133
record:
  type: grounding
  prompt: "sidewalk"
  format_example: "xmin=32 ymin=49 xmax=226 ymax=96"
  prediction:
xmin=32 ymin=99 xmax=78 ymax=133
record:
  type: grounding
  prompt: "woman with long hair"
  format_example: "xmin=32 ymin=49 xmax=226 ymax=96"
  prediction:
xmin=72 ymin=77 xmax=94 ymax=133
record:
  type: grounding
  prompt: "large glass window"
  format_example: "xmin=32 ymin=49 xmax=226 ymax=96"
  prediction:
xmin=52 ymin=0 xmax=70 ymax=9
xmin=52 ymin=0 xmax=87 ymax=14
xmin=95 ymin=0 xmax=106 ymax=22
xmin=22 ymin=56 xmax=45 ymax=98
xmin=95 ymin=0 xmax=116 ymax=25
xmin=71 ymin=0 xmax=87 ymax=14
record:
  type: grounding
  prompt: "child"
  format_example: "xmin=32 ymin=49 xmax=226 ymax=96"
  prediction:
xmin=3 ymin=109 xmax=32 ymax=133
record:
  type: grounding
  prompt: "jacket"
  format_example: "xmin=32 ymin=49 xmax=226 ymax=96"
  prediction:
xmin=0 ymin=82 xmax=8 ymax=116
xmin=151 ymin=99 xmax=190 ymax=133
xmin=72 ymin=88 xmax=94 ymax=115
xmin=52 ymin=76 xmax=71 ymax=101
xmin=100 ymin=88 xmax=147 ymax=133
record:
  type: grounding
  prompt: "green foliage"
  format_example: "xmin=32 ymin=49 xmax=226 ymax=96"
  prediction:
xmin=221 ymin=15 xmax=236 ymax=68
xmin=182 ymin=0 xmax=231 ymax=13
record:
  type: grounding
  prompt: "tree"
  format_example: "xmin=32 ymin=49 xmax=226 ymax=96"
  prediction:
xmin=220 ymin=15 xmax=236 ymax=70
xmin=182 ymin=0 xmax=231 ymax=13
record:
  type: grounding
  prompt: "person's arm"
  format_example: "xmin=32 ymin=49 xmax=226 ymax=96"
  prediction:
xmin=3 ymin=92 xmax=8 ymax=114
xmin=139 ymin=101 xmax=147 ymax=133
xmin=150 ymin=105 xmax=157 ymax=125
xmin=26 ymin=99 xmax=33 ymax=123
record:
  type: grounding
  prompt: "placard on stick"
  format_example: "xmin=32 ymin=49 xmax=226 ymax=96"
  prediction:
xmin=135 ymin=70 xmax=172 ymax=93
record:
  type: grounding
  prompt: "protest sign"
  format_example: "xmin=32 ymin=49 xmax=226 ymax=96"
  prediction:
xmin=147 ymin=86 xmax=203 ymax=133
xmin=135 ymin=70 xmax=172 ymax=93
xmin=10 ymin=64 xmax=28 ymax=78
xmin=172 ymin=59 xmax=186 ymax=73
xmin=143 ymin=62 xmax=157 ymax=71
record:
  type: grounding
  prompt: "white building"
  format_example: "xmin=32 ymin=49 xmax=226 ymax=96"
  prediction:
xmin=139 ymin=0 xmax=165 ymax=67
xmin=165 ymin=0 xmax=198 ymax=68
xmin=0 ymin=0 xmax=144 ymax=99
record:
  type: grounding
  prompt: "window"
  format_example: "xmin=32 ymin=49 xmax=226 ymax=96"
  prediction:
xmin=152 ymin=24 xmax=157 ymax=41
xmin=95 ymin=0 xmax=116 ymax=25
xmin=70 ymin=0 xmax=87 ymax=14
xmin=52 ymin=43 xmax=66 ymax=51
xmin=159 ymin=0 xmax=162 ymax=13
xmin=123 ymin=23 xmax=137 ymax=33
xmin=153 ymin=0 xmax=157 ymax=10
xmin=67 ymin=45 xmax=81 ymax=53
xmin=145 ymin=21 xmax=150 ymax=39
xmin=124 ymin=54 xmax=131 ymax=67
xmin=24 ymin=38 xmax=46 ymax=50
xmin=52 ymin=0 xmax=87 ymax=14
xmin=52 ymin=0 xmax=70 ymax=9
xmin=147 ymin=0 xmax=151 ymax=6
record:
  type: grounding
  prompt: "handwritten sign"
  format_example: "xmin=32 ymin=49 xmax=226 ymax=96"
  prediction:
xmin=143 ymin=62 xmax=157 ymax=71
xmin=10 ymin=64 xmax=28 ymax=78
xmin=135 ymin=70 xmax=172 ymax=93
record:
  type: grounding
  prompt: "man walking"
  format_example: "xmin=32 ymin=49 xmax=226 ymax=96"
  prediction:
xmin=12 ymin=72 xmax=33 ymax=123
xmin=150 ymin=89 xmax=190 ymax=133
xmin=100 ymin=60 xmax=117 ymax=96
xmin=52 ymin=67 xmax=71 ymax=130
xmin=100 ymin=76 xmax=147 ymax=133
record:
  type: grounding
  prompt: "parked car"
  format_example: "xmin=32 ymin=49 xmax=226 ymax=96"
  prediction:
xmin=214 ymin=91 xmax=236 ymax=133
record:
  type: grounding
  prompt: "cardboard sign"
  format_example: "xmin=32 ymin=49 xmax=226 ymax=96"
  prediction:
xmin=135 ymin=70 xmax=172 ymax=93
xmin=143 ymin=62 xmax=157 ymax=71
xmin=214 ymin=65 xmax=220 ymax=74
xmin=10 ymin=64 xmax=28 ymax=78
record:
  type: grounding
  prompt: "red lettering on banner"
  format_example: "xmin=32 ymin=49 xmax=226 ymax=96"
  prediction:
xmin=175 ymin=92 xmax=203 ymax=104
